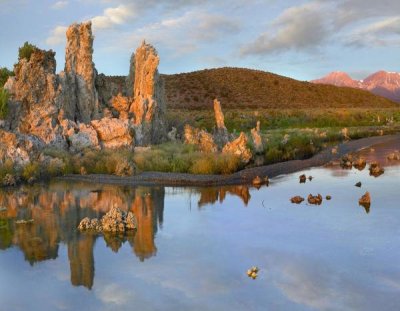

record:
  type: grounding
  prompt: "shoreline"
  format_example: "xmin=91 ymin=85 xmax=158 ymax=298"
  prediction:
xmin=57 ymin=134 xmax=400 ymax=187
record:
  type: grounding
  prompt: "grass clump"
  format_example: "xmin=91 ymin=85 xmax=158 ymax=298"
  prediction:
xmin=0 ymin=88 xmax=9 ymax=119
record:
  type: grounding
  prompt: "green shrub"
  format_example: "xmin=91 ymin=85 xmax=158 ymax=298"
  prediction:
xmin=22 ymin=162 xmax=40 ymax=181
xmin=0 ymin=67 xmax=14 ymax=88
xmin=18 ymin=42 xmax=38 ymax=62
xmin=0 ymin=88 xmax=8 ymax=119
xmin=0 ymin=159 xmax=15 ymax=180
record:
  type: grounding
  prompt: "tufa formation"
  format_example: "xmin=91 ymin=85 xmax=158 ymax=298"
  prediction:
xmin=1 ymin=22 xmax=166 ymax=167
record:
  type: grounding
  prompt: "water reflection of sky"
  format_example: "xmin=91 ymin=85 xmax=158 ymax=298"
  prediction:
xmin=1 ymin=160 xmax=400 ymax=310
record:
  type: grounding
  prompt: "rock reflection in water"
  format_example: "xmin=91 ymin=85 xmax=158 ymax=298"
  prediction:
xmin=0 ymin=182 xmax=248 ymax=289
xmin=198 ymin=186 xmax=251 ymax=207
xmin=0 ymin=182 xmax=165 ymax=289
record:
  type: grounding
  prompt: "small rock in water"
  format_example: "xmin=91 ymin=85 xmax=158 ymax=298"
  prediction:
xmin=252 ymin=176 xmax=263 ymax=186
xmin=369 ymin=162 xmax=384 ymax=177
xmin=355 ymin=182 xmax=362 ymax=187
xmin=353 ymin=157 xmax=366 ymax=170
xmin=307 ymin=194 xmax=323 ymax=205
xmin=359 ymin=191 xmax=371 ymax=205
xmin=290 ymin=196 xmax=305 ymax=204
xmin=299 ymin=174 xmax=307 ymax=183
xmin=359 ymin=191 xmax=371 ymax=213
xmin=387 ymin=151 xmax=400 ymax=161
xmin=326 ymin=195 xmax=332 ymax=200
xmin=247 ymin=266 xmax=260 ymax=280
xmin=340 ymin=155 xmax=353 ymax=169
xmin=308 ymin=176 xmax=313 ymax=181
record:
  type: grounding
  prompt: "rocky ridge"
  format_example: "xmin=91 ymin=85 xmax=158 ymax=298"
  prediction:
xmin=312 ymin=71 xmax=400 ymax=103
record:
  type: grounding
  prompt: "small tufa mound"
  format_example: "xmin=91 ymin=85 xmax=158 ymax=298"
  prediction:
xmin=355 ymin=181 xmax=362 ymax=187
xmin=291 ymin=196 xmax=305 ymax=204
xmin=299 ymin=174 xmax=307 ymax=183
xmin=307 ymin=194 xmax=323 ymax=205
xmin=78 ymin=206 xmax=137 ymax=233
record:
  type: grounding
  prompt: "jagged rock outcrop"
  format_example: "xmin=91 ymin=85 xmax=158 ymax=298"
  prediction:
xmin=4 ymin=49 xmax=66 ymax=148
xmin=111 ymin=93 xmax=130 ymax=120
xmin=68 ymin=123 xmax=100 ymax=152
xmin=0 ymin=130 xmax=43 ymax=166
xmin=61 ymin=21 xmax=99 ymax=122
xmin=251 ymin=121 xmax=264 ymax=154
xmin=184 ymin=124 xmax=217 ymax=153
xmin=129 ymin=41 xmax=166 ymax=145
xmin=96 ymin=74 xmax=128 ymax=111
xmin=213 ymin=99 xmax=229 ymax=147
xmin=91 ymin=118 xmax=134 ymax=149
xmin=222 ymin=132 xmax=252 ymax=164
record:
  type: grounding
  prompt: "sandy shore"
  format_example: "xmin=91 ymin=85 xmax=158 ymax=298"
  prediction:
xmin=58 ymin=134 xmax=400 ymax=187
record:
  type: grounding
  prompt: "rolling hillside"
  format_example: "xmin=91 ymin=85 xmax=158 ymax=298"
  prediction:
xmin=161 ymin=67 xmax=398 ymax=109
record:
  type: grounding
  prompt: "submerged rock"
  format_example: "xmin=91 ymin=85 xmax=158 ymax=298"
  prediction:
xmin=355 ymin=181 xmax=362 ymax=187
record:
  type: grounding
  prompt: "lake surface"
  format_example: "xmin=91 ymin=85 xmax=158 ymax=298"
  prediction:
xmin=1 ymin=142 xmax=400 ymax=311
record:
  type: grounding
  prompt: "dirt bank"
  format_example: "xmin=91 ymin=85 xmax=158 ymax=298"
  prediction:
xmin=58 ymin=134 xmax=400 ymax=187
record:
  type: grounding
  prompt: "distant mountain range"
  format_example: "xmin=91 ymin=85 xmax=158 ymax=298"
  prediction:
xmin=312 ymin=71 xmax=400 ymax=103
xmin=162 ymin=67 xmax=397 ymax=109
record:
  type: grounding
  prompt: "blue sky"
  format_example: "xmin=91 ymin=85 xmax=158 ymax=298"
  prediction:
xmin=0 ymin=0 xmax=399 ymax=80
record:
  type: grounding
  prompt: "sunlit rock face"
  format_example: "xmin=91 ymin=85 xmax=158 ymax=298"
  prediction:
xmin=0 ymin=130 xmax=43 ymax=166
xmin=4 ymin=49 xmax=66 ymax=148
xmin=61 ymin=21 xmax=99 ymax=123
xmin=91 ymin=118 xmax=134 ymax=149
xmin=251 ymin=121 xmax=264 ymax=154
xmin=184 ymin=124 xmax=218 ymax=153
xmin=213 ymin=99 xmax=229 ymax=147
xmin=222 ymin=132 xmax=252 ymax=164
xmin=129 ymin=41 xmax=167 ymax=146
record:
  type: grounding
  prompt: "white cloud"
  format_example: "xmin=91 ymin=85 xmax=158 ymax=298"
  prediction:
xmin=91 ymin=4 xmax=136 ymax=30
xmin=51 ymin=1 xmax=68 ymax=10
xmin=241 ymin=2 xmax=331 ymax=56
xmin=46 ymin=25 xmax=68 ymax=46
xmin=126 ymin=10 xmax=240 ymax=56
xmin=346 ymin=17 xmax=400 ymax=47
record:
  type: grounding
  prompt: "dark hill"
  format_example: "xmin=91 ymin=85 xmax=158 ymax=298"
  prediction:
xmin=161 ymin=67 xmax=397 ymax=109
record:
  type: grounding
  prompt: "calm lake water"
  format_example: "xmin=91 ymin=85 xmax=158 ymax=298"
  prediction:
xmin=1 ymin=142 xmax=400 ymax=311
